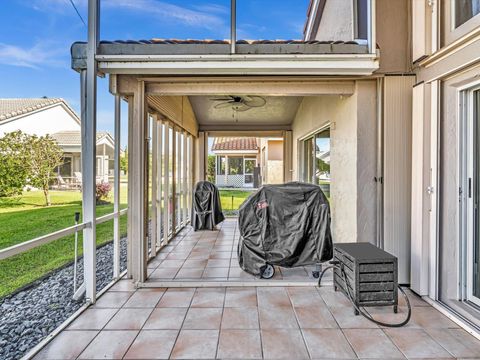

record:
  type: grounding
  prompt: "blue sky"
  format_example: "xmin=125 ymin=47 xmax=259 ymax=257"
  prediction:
xmin=0 ymin=0 xmax=308 ymax=147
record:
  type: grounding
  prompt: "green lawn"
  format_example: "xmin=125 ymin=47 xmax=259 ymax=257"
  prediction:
xmin=219 ymin=189 xmax=253 ymax=213
xmin=0 ymin=187 xmax=128 ymax=298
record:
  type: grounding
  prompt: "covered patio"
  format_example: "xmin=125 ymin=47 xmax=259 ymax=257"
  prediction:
xmin=34 ymin=220 xmax=480 ymax=360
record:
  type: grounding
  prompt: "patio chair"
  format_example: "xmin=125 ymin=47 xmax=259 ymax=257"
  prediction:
xmin=74 ymin=172 xmax=82 ymax=189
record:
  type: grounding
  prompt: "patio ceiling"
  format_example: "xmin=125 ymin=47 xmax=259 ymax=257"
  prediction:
xmin=189 ymin=96 xmax=302 ymax=127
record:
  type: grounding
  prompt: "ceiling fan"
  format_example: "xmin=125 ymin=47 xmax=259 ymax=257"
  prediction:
xmin=211 ymin=95 xmax=266 ymax=112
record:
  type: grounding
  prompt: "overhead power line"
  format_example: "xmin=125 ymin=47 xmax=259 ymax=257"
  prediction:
xmin=67 ymin=0 xmax=86 ymax=26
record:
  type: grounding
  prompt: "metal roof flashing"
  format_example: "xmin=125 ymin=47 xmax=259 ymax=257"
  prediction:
xmin=71 ymin=40 xmax=378 ymax=75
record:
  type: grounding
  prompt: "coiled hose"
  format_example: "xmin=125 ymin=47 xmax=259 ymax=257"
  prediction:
xmin=318 ymin=262 xmax=412 ymax=327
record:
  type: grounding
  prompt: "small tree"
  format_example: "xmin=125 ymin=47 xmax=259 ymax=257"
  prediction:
xmin=0 ymin=131 xmax=31 ymax=197
xmin=207 ymin=155 xmax=216 ymax=183
xmin=120 ymin=148 xmax=128 ymax=174
xmin=27 ymin=135 xmax=63 ymax=206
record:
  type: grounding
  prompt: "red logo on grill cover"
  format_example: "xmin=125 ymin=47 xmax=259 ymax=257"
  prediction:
xmin=257 ymin=201 xmax=268 ymax=209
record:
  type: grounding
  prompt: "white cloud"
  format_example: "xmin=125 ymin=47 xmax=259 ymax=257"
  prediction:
xmin=0 ymin=42 xmax=66 ymax=69
xmin=30 ymin=0 xmax=227 ymax=31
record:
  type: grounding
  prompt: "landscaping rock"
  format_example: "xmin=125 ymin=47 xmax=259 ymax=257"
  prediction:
xmin=0 ymin=238 xmax=127 ymax=360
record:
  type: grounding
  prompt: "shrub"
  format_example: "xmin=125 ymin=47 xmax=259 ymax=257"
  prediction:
xmin=96 ymin=182 xmax=112 ymax=204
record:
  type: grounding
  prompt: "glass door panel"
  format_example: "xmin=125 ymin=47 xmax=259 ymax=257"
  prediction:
xmin=244 ymin=158 xmax=256 ymax=187
xmin=472 ymin=89 xmax=480 ymax=303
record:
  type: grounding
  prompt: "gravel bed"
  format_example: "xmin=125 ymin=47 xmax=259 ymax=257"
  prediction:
xmin=0 ymin=238 xmax=127 ymax=360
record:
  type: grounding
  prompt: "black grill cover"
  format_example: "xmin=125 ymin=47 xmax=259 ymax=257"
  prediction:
xmin=191 ymin=181 xmax=225 ymax=231
xmin=237 ymin=182 xmax=333 ymax=277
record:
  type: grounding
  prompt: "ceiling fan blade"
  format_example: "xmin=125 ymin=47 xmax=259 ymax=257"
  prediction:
xmin=214 ymin=102 xmax=235 ymax=109
xmin=210 ymin=97 xmax=234 ymax=101
xmin=243 ymin=96 xmax=266 ymax=108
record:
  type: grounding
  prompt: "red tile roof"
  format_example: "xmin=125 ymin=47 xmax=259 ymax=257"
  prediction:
xmin=212 ymin=137 xmax=258 ymax=152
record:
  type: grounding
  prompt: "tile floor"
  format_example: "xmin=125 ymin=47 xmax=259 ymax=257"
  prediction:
xmin=146 ymin=218 xmax=321 ymax=282
xmin=34 ymin=219 xmax=480 ymax=359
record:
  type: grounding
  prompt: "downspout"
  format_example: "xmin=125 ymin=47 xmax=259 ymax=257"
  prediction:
xmin=376 ymin=77 xmax=384 ymax=249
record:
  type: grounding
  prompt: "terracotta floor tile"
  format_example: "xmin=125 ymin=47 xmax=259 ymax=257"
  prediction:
xmin=170 ymin=329 xmax=219 ymax=359
xmin=343 ymin=328 xmax=405 ymax=359
xmin=302 ymin=328 xmax=356 ymax=359
xmin=166 ymin=252 xmax=190 ymax=260
xmin=257 ymin=287 xmax=292 ymax=308
xmin=225 ymin=287 xmax=257 ymax=307
xmin=209 ymin=252 xmax=232 ymax=259
xmin=34 ymin=330 xmax=97 ymax=360
xmin=157 ymin=288 xmax=195 ymax=307
xmin=78 ymin=330 xmax=138 ymax=359
xmin=318 ymin=286 xmax=352 ymax=308
xmin=384 ymin=328 xmax=453 ymax=358
xmin=329 ymin=304 xmax=378 ymax=328
xmin=123 ymin=289 xmax=164 ymax=308
xmin=191 ymin=287 xmax=226 ymax=308
xmin=222 ymin=307 xmax=259 ymax=329
xmin=68 ymin=308 xmax=118 ymax=330
xmin=287 ymin=287 xmax=324 ymax=307
xmin=160 ymin=259 xmax=186 ymax=268
xmin=261 ymin=329 xmax=309 ymax=359
xmin=217 ymin=329 xmax=262 ymax=359
xmin=143 ymin=307 xmax=187 ymax=330
xmin=109 ymin=279 xmax=136 ymax=292
xmin=203 ymin=267 xmax=230 ymax=278
xmin=150 ymin=267 xmax=179 ymax=279
xmin=123 ymin=330 xmax=178 ymax=359
xmin=175 ymin=267 xmax=204 ymax=279
xmin=104 ymin=308 xmax=153 ymax=329
xmin=183 ymin=307 xmax=223 ymax=329
xmin=259 ymin=305 xmax=299 ymax=329
xmin=206 ymin=259 xmax=231 ymax=268
xmin=425 ymin=328 xmax=480 ymax=358
xmin=182 ymin=259 xmax=208 ymax=268
xmin=409 ymin=306 xmax=459 ymax=329
xmin=279 ymin=267 xmax=309 ymax=280
xmin=294 ymin=305 xmax=338 ymax=328
xmin=94 ymin=291 xmax=132 ymax=308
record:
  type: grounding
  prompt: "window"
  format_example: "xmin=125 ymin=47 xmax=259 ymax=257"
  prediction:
xmin=300 ymin=127 xmax=331 ymax=198
xmin=228 ymin=157 xmax=243 ymax=175
xmin=354 ymin=0 xmax=368 ymax=40
xmin=217 ymin=156 xmax=226 ymax=175
xmin=57 ymin=156 xmax=72 ymax=178
xmin=455 ymin=0 xmax=480 ymax=28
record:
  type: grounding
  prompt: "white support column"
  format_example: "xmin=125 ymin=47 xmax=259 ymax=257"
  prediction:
xmin=182 ymin=131 xmax=188 ymax=226
xmin=126 ymin=96 xmax=133 ymax=279
xmin=150 ymin=118 xmax=158 ymax=258
xmin=113 ymin=94 xmax=121 ymax=279
xmin=130 ymin=80 xmax=147 ymax=284
xmin=171 ymin=129 xmax=177 ymax=233
xmin=156 ymin=119 xmax=163 ymax=249
xmin=368 ymin=0 xmax=376 ymax=55
xmin=82 ymin=0 xmax=99 ymax=303
xmin=163 ymin=122 xmax=170 ymax=244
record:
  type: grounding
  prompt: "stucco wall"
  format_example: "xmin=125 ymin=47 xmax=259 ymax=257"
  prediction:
xmin=314 ymin=0 xmax=353 ymax=42
xmin=291 ymin=81 xmax=378 ymax=244
xmin=292 ymin=93 xmax=358 ymax=243
xmin=0 ymin=105 xmax=80 ymax=137
xmin=267 ymin=140 xmax=283 ymax=161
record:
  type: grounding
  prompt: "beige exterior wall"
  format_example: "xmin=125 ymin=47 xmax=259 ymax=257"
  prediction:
xmin=314 ymin=0 xmax=353 ymax=42
xmin=376 ymin=0 xmax=411 ymax=73
xmin=267 ymin=140 xmax=283 ymax=161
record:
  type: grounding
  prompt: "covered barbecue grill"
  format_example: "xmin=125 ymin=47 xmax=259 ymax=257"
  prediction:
xmin=237 ymin=182 xmax=333 ymax=278
xmin=191 ymin=181 xmax=225 ymax=231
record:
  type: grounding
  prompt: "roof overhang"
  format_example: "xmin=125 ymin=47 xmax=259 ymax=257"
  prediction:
xmin=71 ymin=42 xmax=379 ymax=76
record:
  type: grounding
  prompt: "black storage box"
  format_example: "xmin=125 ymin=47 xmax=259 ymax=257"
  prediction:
xmin=333 ymin=243 xmax=398 ymax=314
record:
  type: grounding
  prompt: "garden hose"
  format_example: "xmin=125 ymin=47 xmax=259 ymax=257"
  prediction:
xmin=317 ymin=262 xmax=412 ymax=327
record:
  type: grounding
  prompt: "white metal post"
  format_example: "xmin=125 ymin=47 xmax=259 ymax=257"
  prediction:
xmin=156 ymin=119 xmax=163 ymax=249
xmin=82 ymin=0 xmax=99 ymax=303
xmin=113 ymin=94 xmax=121 ymax=279
xmin=126 ymin=96 xmax=133 ymax=279
xmin=230 ymin=0 xmax=236 ymax=54
xmin=368 ymin=0 xmax=376 ymax=55
xmin=163 ymin=123 xmax=170 ymax=244
xmin=150 ymin=118 xmax=158 ymax=258
xmin=182 ymin=131 xmax=188 ymax=226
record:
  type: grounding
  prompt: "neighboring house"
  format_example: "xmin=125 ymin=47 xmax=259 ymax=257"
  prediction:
xmin=0 ymin=98 xmax=114 ymax=186
xmin=212 ymin=137 xmax=258 ymax=188
xmin=259 ymin=138 xmax=284 ymax=185
xmin=51 ymin=131 xmax=115 ymax=184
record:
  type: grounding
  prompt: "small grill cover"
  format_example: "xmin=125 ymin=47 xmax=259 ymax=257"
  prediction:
xmin=237 ymin=182 xmax=333 ymax=277
xmin=191 ymin=181 xmax=225 ymax=231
